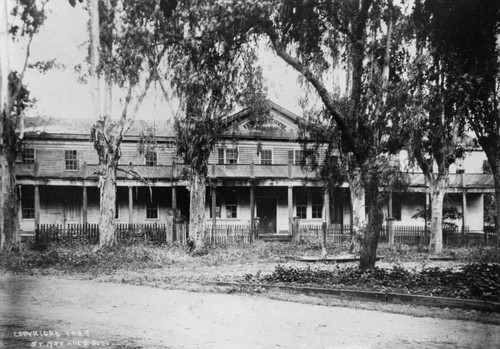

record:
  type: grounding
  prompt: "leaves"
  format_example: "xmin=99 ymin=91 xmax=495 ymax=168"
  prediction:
xmin=251 ymin=263 xmax=500 ymax=301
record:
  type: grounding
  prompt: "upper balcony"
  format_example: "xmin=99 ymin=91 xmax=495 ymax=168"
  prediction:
xmin=15 ymin=162 xmax=495 ymax=191
xmin=15 ymin=161 xmax=319 ymax=182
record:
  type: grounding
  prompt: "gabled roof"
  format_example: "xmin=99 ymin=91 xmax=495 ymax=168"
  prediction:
xmin=222 ymin=100 xmax=304 ymax=140
xmin=23 ymin=116 xmax=175 ymax=140
xmin=22 ymin=101 xmax=305 ymax=141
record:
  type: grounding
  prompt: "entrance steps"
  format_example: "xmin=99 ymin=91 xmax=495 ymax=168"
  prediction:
xmin=258 ymin=234 xmax=292 ymax=242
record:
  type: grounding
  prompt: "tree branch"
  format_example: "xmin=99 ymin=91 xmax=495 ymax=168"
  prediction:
xmin=268 ymin=34 xmax=355 ymax=151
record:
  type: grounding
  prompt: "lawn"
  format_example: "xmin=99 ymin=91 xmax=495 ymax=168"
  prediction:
xmin=1 ymin=240 xmax=500 ymax=302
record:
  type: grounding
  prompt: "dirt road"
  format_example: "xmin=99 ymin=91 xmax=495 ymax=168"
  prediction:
xmin=1 ymin=274 xmax=499 ymax=349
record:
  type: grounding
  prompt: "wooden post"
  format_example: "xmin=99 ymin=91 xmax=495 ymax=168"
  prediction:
xmin=288 ymin=186 xmax=294 ymax=239
xmin=250 ymin=161 xmax=255 ymax=179
xmin=34 ymin=185 xmax=40 ymax=227
xmin=211 ymin=185 xmax=217 ymax=238
xmin=388 ymin=218 xmax=395 ymax=245
xmin=388 ymin=192 xmax=393 ymax=219
xmin=321 ymin=221 xmax=327 ymax=259
xmin=323 ymin=190 xmax=330 ymax=225
xmin=171 ymin=186 xmax=177 ymax=210
xmin=425 ymin=191 xmax=430 ymax=244
xmin=82 ymin=186 xmax=88 ymax=224
xmin=250 ymin=185 xmax=255 ymax=242
xmin=461 ymin=173 xmax=468 ymax=240
xmin=288 ymin=160 xmax=293 ymax=178
xmin=128 ymin=186 xmax=133 ymax=224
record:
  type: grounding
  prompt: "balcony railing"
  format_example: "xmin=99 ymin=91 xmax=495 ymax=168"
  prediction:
xmin=15 ymin=161 xmax=319 ymax=181
xmin=15 ymin=162 xmax=495 ymax=188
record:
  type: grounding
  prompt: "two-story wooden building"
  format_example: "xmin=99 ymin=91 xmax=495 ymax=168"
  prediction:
xmin=16 ymin=101 xmax=494 ymax=237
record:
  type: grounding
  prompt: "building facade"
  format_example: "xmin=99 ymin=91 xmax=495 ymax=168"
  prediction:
xmin=16 ymin=102 xmax=493 ymax=236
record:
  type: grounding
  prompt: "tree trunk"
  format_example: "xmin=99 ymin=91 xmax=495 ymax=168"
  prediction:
xmin=428 ymin=176 xmax=447 ymax=254
xmin=97 ymin=156 xmax=118 ymax=248
xmin=493 ymin=169 xmax=500 ymax=246
xmin=359 ymin=178 xmax=384 ymax=272
xmin=188 ymin=171 xmax=208 ymax=256
xmin=348 ymin=172 xmax=366 ymax=254
xmin=359 ymin=201 xmax=383 ymax=272
xmin=0 ymin=116 xmax=20 ymax=252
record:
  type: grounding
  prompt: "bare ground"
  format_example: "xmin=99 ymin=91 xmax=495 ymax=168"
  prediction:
xmin=1 ymin=273 xmax=500 ymax=349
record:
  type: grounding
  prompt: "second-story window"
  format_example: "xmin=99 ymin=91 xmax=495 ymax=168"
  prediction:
xmin=145 ymin=151 xmax=157 ymax=166
xmin=65 ymin=150 xmax=78 ymax=171
xmin=218 ymin=148 xmax=238 ymax=164
xmin=22 ymin=148 xmax=36 ymax=164
xmin=260 ymin=149 xmax=272 ymax=165
xmin=288 ymin=150 xmax=306 ymax=165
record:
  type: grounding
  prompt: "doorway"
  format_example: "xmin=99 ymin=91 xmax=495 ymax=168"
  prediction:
xmin=256 ymin=197 xmax=277 ymax=234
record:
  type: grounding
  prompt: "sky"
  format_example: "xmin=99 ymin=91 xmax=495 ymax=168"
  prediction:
xmin=11 ymin=1 xmax=316 ymax=121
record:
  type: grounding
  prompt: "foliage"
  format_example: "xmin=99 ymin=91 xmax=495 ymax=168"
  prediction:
xmin=170 ymin=0 xmax=267 ymax=177
xmin=246 ymin=263 xmax=500 ymax=301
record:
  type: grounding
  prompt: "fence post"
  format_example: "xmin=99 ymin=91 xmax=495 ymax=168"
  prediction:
xmin=321 ymin=222 xmax=327 ymax=259
xmin=387 ymin=218 xmax=395 ymax=245
xmin=292 ymin=217 xmax=300 ymax=242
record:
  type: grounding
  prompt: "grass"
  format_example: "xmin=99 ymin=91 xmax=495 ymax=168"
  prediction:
xmin=2 ymin=240 xmax=500 ymax=322
xmin=2 ymin=240 xmax=500 ymax=273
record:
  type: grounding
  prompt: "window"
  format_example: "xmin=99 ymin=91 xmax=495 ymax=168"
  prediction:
xmin=260 ymin=149 xmax=272 ymax=165
xmin=65 ymin=150 xmax=78 ymax=170
xmin=391 ymin=194 xmax=402 ymax=221
xmin=146 ymin=202 xmax=158 ymax=219
xmin=145 ymin=151 xmax=157 ymax=166
xmin=21 ymin=187 xmax=35 ymax=220
xmin=22 ymin=148 xmax=36 ymax=164
xmin=288 ymin=150 xmax=306 ymax=165
xmin=296 ymin=190 xmax=307 ymax=219
xmin=218 ymin=148 xmax=238 ymax=164
xmin=294 ymin=150 xmax=305 ymax=165
xmin=312 ymin=191 xmax=323 ymax=219
xmin=225 ymin=191 xmax=238 ymax=219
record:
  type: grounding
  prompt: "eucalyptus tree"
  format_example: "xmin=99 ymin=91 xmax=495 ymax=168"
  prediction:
xmin=225 ymin=0 xmax=408 ymax=270
xmin=169 ymin=1 xmax=267 ymax=255
xmin=70 ymin=0 xmax=176 ymax=248
xmin=438 ymin=0 xmax=500 ymax=243
xmin=389 ymin=0 xmax=474 ymax=253
xmin=0 ymin=0 xmax=47 ymax=251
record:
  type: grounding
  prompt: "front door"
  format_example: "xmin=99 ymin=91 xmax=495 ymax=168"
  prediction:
xmin=256 ymin=198 xmax=277 ymax=234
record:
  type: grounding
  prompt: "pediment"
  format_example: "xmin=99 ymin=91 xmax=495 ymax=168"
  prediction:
xmin=226 ymin=101 xmax=302 ymax=138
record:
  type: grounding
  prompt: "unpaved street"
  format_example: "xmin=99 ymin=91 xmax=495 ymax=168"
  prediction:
xmin=1 ymin=274 xmax=499 ymax=349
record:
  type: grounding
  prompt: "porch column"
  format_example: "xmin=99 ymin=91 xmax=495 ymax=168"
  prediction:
xmin=387 ymin=192 xmax=395 ymax=245
xmin=288 ymin=186 xmax=294 ymax=236
xmin=211 ymin=186 xmax=217 ymax=228
xmin=461 ymin=173 xmax=468 ymax=235
xmin=323 ymin=190 xmax=330 ymax=225
xmin=34 ymin=185 xmax=40 ymax=227
xmin=388 ymin=192 xmax=393 ymax=218
xmin=128 ymin=186 xmax=133 ymax=224
xmin=171 ymin=186 xmax=177 ymax=211
xmin=82 ymin=186 xmax=88 ymax=224
xmin=250 ymin=185 xmax=255 ymax=242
